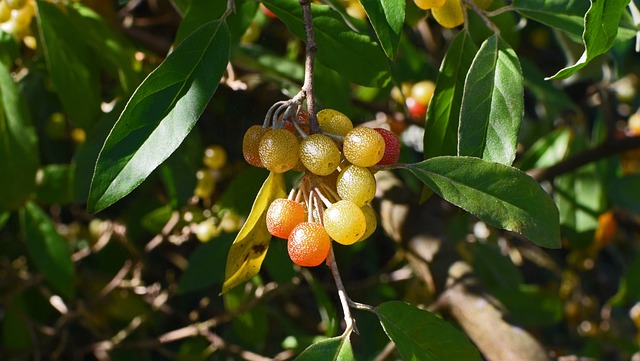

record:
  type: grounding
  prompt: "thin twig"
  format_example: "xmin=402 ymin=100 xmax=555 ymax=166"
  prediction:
xmin=326 ymin=246 xmax=358 ymax=335
xmin=299 ymin=0 xmax=320 ymax=133
xmin=463 ymin=0 xmax=499 ymax=33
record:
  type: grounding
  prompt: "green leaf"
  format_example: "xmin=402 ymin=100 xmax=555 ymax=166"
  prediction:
xmin=1 ymin=295 xmax=31 ymax=351
xmin=87 ymin=21 xmax=230 ymax=213
xmin=295 ymin=335 xmax=354 ymax=361
xmin=376 ymin=301 xmax=482 ymax=361
xmin=608 ymin=175 xmax=640 ymax=214
xmin=224 ymin=281 xmax=268 ymax=349
xmin=404 ymin=157 xmax=561 ymax=248
xmin=36 ymin=1 xmax=101 ymax=129
xmin=493 ymin=285 xmax=563 ymax=327
xmin=0 ymin=62 xmax=39 ymax=212
xmin=458 ymin=34 xmax=523 ymax=166
xmin=424 ymin=30 xmax=477 ymax=159
xmin=20 ymin=202 xmax=75 ymax=299
xmin=512 ymin=0 xmax=589 ymax=39
xmin=222 ymin=172 xmax=286 ymax=293
xmin=176 ymin=0 xmax=257 ymax=45
xmin=160 ymin=129 xmax=203 ymax=208
xmin=517 ymin=128 xmax=572 ymax=171
xmin=34 ymin=164 xmax=74 ymax=205
xmin=359 ymin=0 xmax=404 ymax=59
xmin=177 ymin=233 xmax=234 ymax=294
xmin=547 ymin=0 xmax=630 ymax=80
xmin=469 ymin=243 xmax=524 ymax=290
xmin=262 ymin=0 xmax=391 ymax=87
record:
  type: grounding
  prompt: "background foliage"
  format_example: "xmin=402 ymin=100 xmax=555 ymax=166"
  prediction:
xmin=1 ymin=0 xmax=640 ymax=360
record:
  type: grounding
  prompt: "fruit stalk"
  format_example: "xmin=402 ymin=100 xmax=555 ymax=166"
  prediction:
xmin=326 ymin=246 xmax=357 ymax=336
xmin=299 ymin=0 xmax=320 ymax=134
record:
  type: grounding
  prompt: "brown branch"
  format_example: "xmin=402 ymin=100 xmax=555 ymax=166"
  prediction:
xmin=528 ymin=135 xmax=640 ymax=182
xmin=299 ymin=0 xmax=320 ymax=134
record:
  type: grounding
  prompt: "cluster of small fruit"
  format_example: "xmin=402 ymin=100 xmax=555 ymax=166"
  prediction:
xmin=0 ymin=0 xmax=35 ymax=41
xmin=242 ymin=108 xmax=401 ymax=267
xmin=391 ymin=80 xmax=436 ymax=120
xmin=414 ymin=0 xmax=493 ymax=28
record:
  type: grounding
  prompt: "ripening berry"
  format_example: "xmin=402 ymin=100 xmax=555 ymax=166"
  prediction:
xmin=629 ymin=112 xmax=640 ymax=135
xmin=413 ymin=0 xmax=445 ymax=10
xmin=374 ymin=128 xmax=401 ymax=165
xmin=299 ymin=134 xmax=341 ymax=176
xmin=411 ymin=80 xmax=436 ymax=106
xmin=194 ymin=169 xmax=215 ymax=199
xmin=5 ymin=0 xmax=25 ymax=10
xmin=195 ymin=218 xmax=222 ymax=242
xmin=406 ymin=97 xmax=427 ymax=119
xmin=343 ymin=127 xmax=385 ymax=167
xmin=203 ymin=145 xmax=228 ymax=170
xmin=337 ymin=165 xmax=376 ymax=207
xmin=317 ymin=109 xmax=354 ymax=137
xmin=259 ymin=129 xmax=300 ymax=173
xmin=243 ymin=125 xmax=269 ymax=167
xmin=288 ymin=222 xmax=331 ymax=267
xmin=0 ymin=1 xmax=11 ymax=23
xmin=323 ymin=200 xmax=366 ymax=245
xmin=266 ymin=198 xmax=306 ymax=239
xmin=432 ymin=0 xmax=464 ymax=29
xmin=358 ymin=204 xmax=377 ymax=242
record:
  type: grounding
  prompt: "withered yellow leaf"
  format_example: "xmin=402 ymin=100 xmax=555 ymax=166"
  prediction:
xmin=222 ymin=171 xmax=286 ymax=293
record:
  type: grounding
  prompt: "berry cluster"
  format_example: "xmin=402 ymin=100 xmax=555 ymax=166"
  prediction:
xmin=413 ymin=0 xmax=493 ymax=28
xmin=391 ymin=80 xmax=436 ymax=119
xmin=243 ymin=108 xmax=401 ymax=267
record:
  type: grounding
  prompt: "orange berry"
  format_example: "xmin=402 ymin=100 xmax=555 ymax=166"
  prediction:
xmin=288 ymin=222 xmax=331 ymax=267
xmin=266 ymin=198 xmax=306 ymax=239
xmin=243 ymin=125 xmax=268 ymax=167
xmin=259 ymin=129 xmax=300 ymax=173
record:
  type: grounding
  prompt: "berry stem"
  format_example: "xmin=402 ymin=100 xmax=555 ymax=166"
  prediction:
xmin=298 ymin=0 xmax=320 ymax=134
xmin=326 ymin=246 xmax=358 ymax=335
xmin=463 ymin=0 xmax=499 ymax=34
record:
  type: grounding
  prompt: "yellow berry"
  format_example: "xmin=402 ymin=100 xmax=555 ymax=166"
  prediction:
xmin=299 ymin=134 xmax=341 ymax=176
xmin=317 ymin=109 xmax=354 ymax=137
xmin=411 ymin=80 xmax=436 ymax=106
xmin=337 ymin=165 xmax=376 ymax=207
xmin=432 ymin=0 xmax=464 ymax=29
xmin=323 ymin=200 xmax=366 ymax=245
xmin=203 ymin=145 xmax=228 ymax=170
xmin=194 ymin=169 xmax=215 ymax=199
xmin=413 ymin=0 xmax=446 ymax=10
xmin=343 ymin=127 xmax=385 ymax=167
xmin=259 ymin=129 xmax=300 ymax=173
xmin=358 ymin=204 xmax=377 ymax=242
xmin=0 ymin=1 xmax=11 ymax=23
xmin=243 ymin=125 xmax=269 ymax=168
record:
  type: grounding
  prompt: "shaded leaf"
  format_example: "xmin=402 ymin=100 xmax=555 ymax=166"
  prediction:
xmin=34 ymin=164 xmax=73 ymax=205
xmin=295 ymin=335 xmax=354 ymax=361
xmin=424 ymin=30 xmax=477 ymax=159
xmin=376 ymin=301 xmax=482 ymax=361
xmin=1 ymin=295 xmax=31 ymax=351
xmin=469 ymin=242 xmax=524 ymax=290
xmin=87 ymin=20 xmax=230 ymax=213
xmin=222 ymin=172 xmax=286 ymax=293
xmin=547 ymin=0 xmax=630 ymax=80
xmin=20 ymin=202 xmax=75 ymax=299
xmin=608 ymin=174 xmax=640 ymax=214
xmin=458 ymin=34 xmax=523 ymax=166
xmin=0 ymin=62 xmax=39 ymax=212
xmin=178 ymin=233 xmax=234 ymax=294
xmin=404 ymin=157 xmax=561 ymax=248
xmin=262 ymin=0 xmax=391 ymax=87
xmin=36 ymin=1 xmax=101 ymax=129
xmin=359 ymin=0 xmax=404 ymax=59
xmin=224 ymin=281 xmax=268 ymax=349
xmin=493 ymin=285 xmax=563 ymax=327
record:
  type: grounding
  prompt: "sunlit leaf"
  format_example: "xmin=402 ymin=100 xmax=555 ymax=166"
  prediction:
xmin=0 ymin=62 xmax=39 ymax=212
xmin=87 ymin=20 xmax=230 ymax=212
xmin=376 ymin=301 xmax=482 ymax=361
xmin=403 ymin=157 xmax=561 ymax=248
xmin=458 ymin=34 xmax=523 ymax=166
xmin=359 ymin=0 xmax=404 ymax=59
xmin=222 ymin=172 xmax=286 ymax=293
xmin=295 ymin=335 xmax=354 ymax=361
xmin=517 ymin=128 xmax=573 ymax=171
xmin=512 ymin=0 xmax=588 ymax=39
xmin=20 ymin=202 xmax=75 ymax=299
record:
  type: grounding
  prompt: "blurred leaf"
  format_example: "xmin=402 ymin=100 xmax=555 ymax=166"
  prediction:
xmin=512 ymin=0 xmax=588 ymax=39
xmin=0 ymin=62 xmax=39 ymax=213
xmin=521 ymin=59 xmax=575 ymax=119
xmin=0 ymin=212 xmax=9 ymax=230
xmin=140 ymin=205 xmax=174 ymax=234
xmin=359 ymin=0 xmax=404 ymax=59
xmin=218 ymin=166 xmax=270 ymax=216
xmin=36 ymin=1 xmax=101 ymax=129
xmin=469 ymin=242 xmax=523 ymax=290
xmin=517 ymin=128 xmax=572 ymax=171
xmin=20 ymin=202 xmax=75 ymax=299
xmin=224 ymin=281 xmax=268 ymax=349
xmin=262 ymin=0 xmax=391 ymax=87
xmin=547 ymin=0 xmax=629 ymax=80
xmin=610 ymin=256 xmax=640 ymax=305
xmin=34 ymin=164 xmax=73 ymax=205
xmin=404 ymin=157 xmax=561 ymax=248
xmin=493 ymin=285 xmax=564 ymax=326
xmin=222 ymin=172 xmax=286 ymax=293
xmin=262 ymin=239 xmax=296 ymax=284
xmin=376 ymin=301 xmax=482 ymax=361
xmin=314 ymin=61 xmax=354 ymax=114
xmin=178 ymin=233 xmax=234 ymax=294
xmin=176 ymin=0 xmax=257 ymax=45
xmin=424 ymin=30 xmax=477 ymax=159
xmin=1 ymin=295 xmax=31 ymax=351
xmin=307 ymin=272 xmax=339 ymax=337
xmin=295 ymin=335 xmax=354 ymax=361
xmin=160 ymin=129 xmax=203 ymax=208
xmin=88 ymin=20 xmax=230 ymax=213
xmin=458 ymin=34 xmax=523 ymax=166
xmin=0 ymin=31 xmax=19 ymax=66
xmin=608 ymin=175 xmax=640 ymax=214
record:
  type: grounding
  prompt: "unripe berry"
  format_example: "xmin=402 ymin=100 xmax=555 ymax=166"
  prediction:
xmin=5 ymin=0 xmax=25 ymax=10
xmin=195 ymin=218 xmax=221 ymax=242
xmin=323 ymin=200 xmax=366 ymax=245
xmin=411 ymin=80 xmax=436 ymax=106
xmin=432 ymin=0 xmax=464 ymax=28
xmin=343 ymin=127 xmax=385 ymax=167
xmin=374 ymin=128 xmax=401 ymax=165
xmin=358 ymin=204 xmax=377 ymax=242
xmin=337 ymin=165 xmax=376 ymax=207
xmin=299 ymin=134 xmax=341 ymax=176
xmin=259 ymin=129 xmax=300 ymax=173
xmin=203 ymin=145 xmax=227 ymax=170
xmin=317 ymin=109 xmax=353 ymax=136
xmin=0 ymin=1 xmax=11 ymax=23
xmin=266 ymin=198 xmax=306 ymax=239
xmin=243 ymin=125 xmax=269 ymax=167
xmin=288 ymin=222 xmax=331 ymax=267
xmin=413 ymin=0 xmax=445 ymax=10
xmin=194 ymin=169 xmax=215 ymax=199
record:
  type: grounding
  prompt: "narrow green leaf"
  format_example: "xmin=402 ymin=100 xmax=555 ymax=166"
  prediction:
xmin=547 ymin=0 xmax=630 ymax=80
xmin=20 ymin=202 xmax=75 ymax=299
xmin=176 ymin=0 xmax=257 ymax=45
xmin=1 ymin=295 xmax=31 ymax=351
xmin=36 ymin=1 xmax=101 ymax=129
xmin=222 ymin=172 xmax=286 ymax=293
xmin=376 ymin=301 xmax=482 ymax=361
xmin=359 ymin=0 xmax=404 ymax=59
xmin=0 ymin=62 xmax=39 ymax=212
xmin=424 ymin=30 xmax=477 ymax=159
xmin=87 ymin=21 xmax=230 ymax=213
xmin=295 ymin=335 xmax=354 ymax=361
xmin=262 ymin=0 xmax=391 ymax=87
xmin=404 ymin=157 xmax=561 ymax=248
xmin=512 ymin=0 xmax=588 ymax=39
xmin=609 ymin=175 xmax=640 ymax=214
xmin=517 ymin=128 xmax=572 ymax=171
xmin=458 ymin=34 xmax=523 ymax=166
